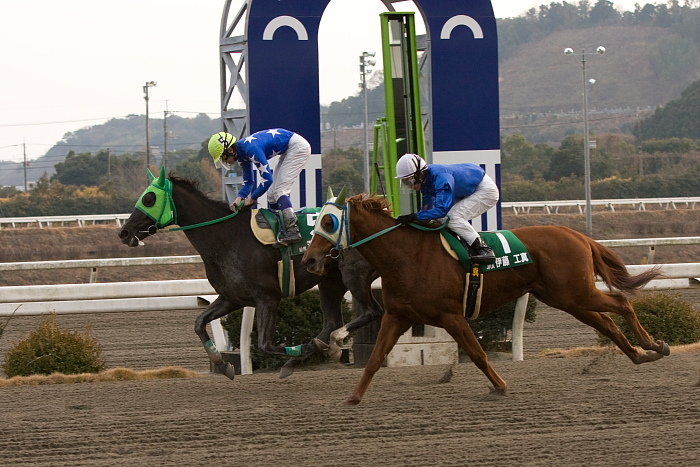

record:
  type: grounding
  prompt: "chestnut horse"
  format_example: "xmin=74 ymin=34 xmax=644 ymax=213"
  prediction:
xmin=302 ymin=192 xmax=670 ymax=405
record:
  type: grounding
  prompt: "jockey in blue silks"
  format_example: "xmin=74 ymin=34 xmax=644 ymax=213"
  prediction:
xmin=208 ymin=128 xmax=310 ymax=246
xmin=394 ymin=153 xmax=499 ymax=263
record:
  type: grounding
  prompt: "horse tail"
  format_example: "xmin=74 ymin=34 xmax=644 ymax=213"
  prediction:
xmin=587 ymin=238 xmax=663 ymax=294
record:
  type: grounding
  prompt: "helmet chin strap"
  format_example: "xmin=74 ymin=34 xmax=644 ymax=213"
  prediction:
xmin=414 ymin=170 xmax=425 ymax=185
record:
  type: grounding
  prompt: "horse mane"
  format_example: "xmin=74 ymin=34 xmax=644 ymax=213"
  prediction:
xmin=169 ymin=174 xmax=230 ymax=211
xmin=347 ymin=193 xmax=394 ymax=216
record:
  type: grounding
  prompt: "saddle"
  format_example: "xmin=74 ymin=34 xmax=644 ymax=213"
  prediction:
xmin=440 ymin=230 xmax=533 ymax=320
xmin=249 ymin=208 xmax=319 ymax=299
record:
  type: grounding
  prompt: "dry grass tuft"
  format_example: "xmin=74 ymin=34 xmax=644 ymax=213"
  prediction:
xmin=541 ymin=346 xmax=622 ymax=358
xmin=0 ymin=366 xmax=203 ymax=387
xmin=541 ymin=341 xmax=700 ymax=358
xmin=670 ymin=342 xmax=700 ymax=353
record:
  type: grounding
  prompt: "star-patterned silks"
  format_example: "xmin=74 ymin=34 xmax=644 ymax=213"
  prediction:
xmin=233 ymin=128 xmax=295 ymax=201
xmin=251 ymin=155 xmax=271 ymax=188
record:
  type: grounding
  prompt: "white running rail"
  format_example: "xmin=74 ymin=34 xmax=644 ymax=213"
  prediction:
xmin=1 ymin=197 xmax=699 ymax=228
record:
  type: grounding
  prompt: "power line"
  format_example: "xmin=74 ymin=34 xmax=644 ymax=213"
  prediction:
xmin=0 ymin=115 xmax=136 ymax=128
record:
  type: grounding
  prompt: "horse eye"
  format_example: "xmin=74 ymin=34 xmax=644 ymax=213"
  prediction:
xmin=322 ymin=213 xmax=339 ymax=234
xmin=141 ymin=191 xmax=156 ymax=208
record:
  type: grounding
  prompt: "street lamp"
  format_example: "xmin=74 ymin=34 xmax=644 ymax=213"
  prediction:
xmin=143 ymin=81 xmax=157 ymax=168
xmin=359 ymin=51 xmax=376 ymax=193
xmin=564 ymin=46 xmax=605 ymax=237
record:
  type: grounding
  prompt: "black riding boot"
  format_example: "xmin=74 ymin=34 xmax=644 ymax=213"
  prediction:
xmin=277 ymin=207 xmax=302 ymax=245
xmin=468 ymin=237 xmax=495 ymax=263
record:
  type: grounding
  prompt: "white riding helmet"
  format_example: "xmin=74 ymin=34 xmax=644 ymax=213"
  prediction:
xmin=395 ymin=153 xmax=427 ymax=179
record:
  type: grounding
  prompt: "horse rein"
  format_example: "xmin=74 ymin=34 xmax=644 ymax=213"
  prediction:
xmin=319 ymin=201 xmax=449 ymax=261
xmin=136 ymin=179 xmax=244 ymax=235
xmin=316 ymin=200 xmax=403 ymax=259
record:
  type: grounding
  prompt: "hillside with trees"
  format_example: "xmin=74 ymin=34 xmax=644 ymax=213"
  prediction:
xmin=0 ymin=113 xmax=221 ymax=188
xmin=2 ymin=1 xmax=700 ymax=215
xmin=325 ymin=1 xmax=700 ymax=145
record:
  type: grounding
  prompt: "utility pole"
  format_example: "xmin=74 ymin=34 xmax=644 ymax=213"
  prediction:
xmin=107 ymin=148 xmax=111 ymax=180
xmin=23 ymin=141 xmax=27 ymax=192
xmin=564 ymin=46 xmax=605 ymax=237
xmin=359 ymin=51 xmax=376 ymax=193
xmin=143 ymin=81 xmax=157 ymax=169
xmin=163 ymin=105 xmax=169 ymax=171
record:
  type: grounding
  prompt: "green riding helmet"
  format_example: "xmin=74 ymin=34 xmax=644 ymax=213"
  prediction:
xmin=208 ymin=132 xmax=237 ymax=170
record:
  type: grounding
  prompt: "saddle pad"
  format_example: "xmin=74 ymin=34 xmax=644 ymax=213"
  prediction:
xmin=251 ymin=208 xmax=319 ymax=256
xmin=251 ymin=210 xmax=276 ymax=244
xmin=441 ymin=230 xmax=532 ymax=272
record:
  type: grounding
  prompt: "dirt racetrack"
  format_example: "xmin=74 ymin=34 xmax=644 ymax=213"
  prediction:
xmin=2 ymin=295 xmax=699 ymax=466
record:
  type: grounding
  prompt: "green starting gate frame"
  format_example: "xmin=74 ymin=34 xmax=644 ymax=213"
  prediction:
xmin=372 ymin=12 xmax=426 ymax=215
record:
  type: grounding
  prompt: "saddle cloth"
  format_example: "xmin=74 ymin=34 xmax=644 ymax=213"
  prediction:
xmin=440 ymin=229 xmax=533 ymax=320
xmin=440 ymin=230 xmax=532 ymax=272
xmin=249 ymin=208 xmax=319 ymax=299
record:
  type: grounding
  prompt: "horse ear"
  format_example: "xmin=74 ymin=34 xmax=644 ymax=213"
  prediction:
xmin=336 ymin=186 xmax=347 ymax=204
xmin=157 ymin=165 xmax=167 ymax=186
xmin=327 ymin=186 xmax=334 ymax=201
xmin=147 ymin=168 xmax=156 ymax=182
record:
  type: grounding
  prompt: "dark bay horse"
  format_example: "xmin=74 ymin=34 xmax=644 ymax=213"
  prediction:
xmin=118 ymin=167 xmax=382 ymax=378
xmin=302 ymin=192 xmax=670 ymax=405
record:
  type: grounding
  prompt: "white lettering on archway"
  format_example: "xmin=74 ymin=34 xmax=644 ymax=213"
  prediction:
xmin=440 ymin=15 xmax=483 ymax=40
xmin=262 ymin=15 xmax=309 ymax=40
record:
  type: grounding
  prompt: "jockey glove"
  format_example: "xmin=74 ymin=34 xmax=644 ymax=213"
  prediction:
xmin=396 ymin=213 xmax=417 ymax=225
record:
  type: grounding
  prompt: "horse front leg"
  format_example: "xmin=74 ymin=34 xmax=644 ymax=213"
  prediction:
xmin=344 ymin=312 xmax=413 ymax=406
xmin=439 ymin=314 xmax=507 ymax=394
xmin=194 ymin=295 xmax=238 ymax=380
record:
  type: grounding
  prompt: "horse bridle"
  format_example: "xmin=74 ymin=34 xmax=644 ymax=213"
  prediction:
xmin=312 ymin=199 xmax=350 ymax=259
xmin=313 ymin=197 xmax=404 ymax=259
xmin=134 ymin=174 xmax=242 ymax=237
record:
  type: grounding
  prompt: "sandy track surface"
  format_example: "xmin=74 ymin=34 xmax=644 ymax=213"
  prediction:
xmin=1 ymin=293 xmax=699 ymax=466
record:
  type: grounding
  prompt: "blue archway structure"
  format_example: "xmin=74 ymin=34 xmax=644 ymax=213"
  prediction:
xmin=218 ymin=0 xmax=500 ymax=229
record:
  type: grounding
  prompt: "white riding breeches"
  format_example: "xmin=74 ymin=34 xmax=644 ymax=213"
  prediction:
xmin=266 ymin=133 xmax=311 ymax=206
xmin=446 ymin=174 xmax=499 ymax=244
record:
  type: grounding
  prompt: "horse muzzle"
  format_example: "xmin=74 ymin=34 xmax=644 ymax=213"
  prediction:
xmin=118 ymin=225 xmax=157 ymax=247
xmin=302 ymin=254 xmax=326 ymax=275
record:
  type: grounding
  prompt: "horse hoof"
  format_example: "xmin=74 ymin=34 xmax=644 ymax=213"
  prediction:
xmin=313 ymin=338 xmax=330 ymax=352
xmin=330 ymin=327 xmax=349 ymax=344
xmin=659 ymin=341 xmax=671 ymax=356
xmin=279 ymin=367 xmax=294 ymax=379
xmin=327 ymin=344 xmax=343 ymax=363
xmin=214 ymin=361 xmax=235 ymax=380
xmin=645 ymin=349 xmax=666 ymax=362
xmin=222 ymin=362 xmax=236 ymax=380
xmin=341 ymin=396 xmax=361 ymax=406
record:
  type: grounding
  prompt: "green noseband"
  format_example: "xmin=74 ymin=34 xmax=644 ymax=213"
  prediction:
xmin=135 ymin=165 xmax=177 ymax=228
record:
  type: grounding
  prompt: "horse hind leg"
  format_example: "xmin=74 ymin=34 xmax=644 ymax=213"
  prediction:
xmin=566 ymin=292 xmax=669 ymax=363
xmin=344 ymin=312 xmax=413 ymax=406
xmin=614 ymin=295 xmax=670 ymax=360
xmin=439 ymin=314 xmax=507 ymax=395
xmin=279 ymin=338 xmax=331 ymax=379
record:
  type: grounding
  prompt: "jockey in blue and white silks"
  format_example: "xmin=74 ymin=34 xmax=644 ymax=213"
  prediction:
xmin=394 ymin=153 xmax=499 ymax=263
xmin=207 ymin=128 xmax=311 ymax=246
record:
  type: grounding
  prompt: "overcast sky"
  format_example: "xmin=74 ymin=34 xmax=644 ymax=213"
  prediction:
xmin=0 ymin=0 xmax=642 ymax=163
